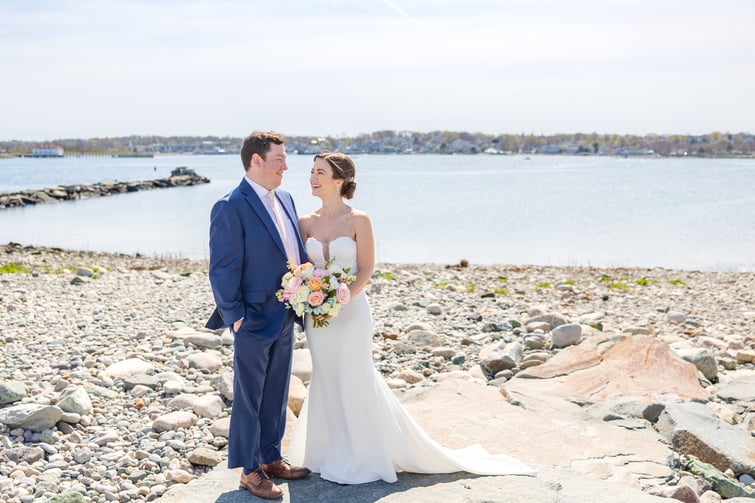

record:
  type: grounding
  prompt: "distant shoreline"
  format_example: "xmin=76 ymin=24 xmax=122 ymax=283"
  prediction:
xmin=2 ymin=130 xmax=754 ymax=158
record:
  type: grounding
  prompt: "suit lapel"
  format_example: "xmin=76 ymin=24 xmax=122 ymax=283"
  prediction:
xmin=238 ymin=180 xmax=288 ymax=258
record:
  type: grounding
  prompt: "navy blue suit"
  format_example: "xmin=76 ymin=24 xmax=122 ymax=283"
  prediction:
xmin=206 ymin=178 xmax=306 ymax=472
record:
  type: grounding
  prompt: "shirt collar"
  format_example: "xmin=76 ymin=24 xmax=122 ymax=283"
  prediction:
xmin=245 ymin=175 xmax=274 ymax=200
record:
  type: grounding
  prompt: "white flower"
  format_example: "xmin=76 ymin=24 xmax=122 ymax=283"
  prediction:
xmin=291 ymin=289 xmax=308 ymax=305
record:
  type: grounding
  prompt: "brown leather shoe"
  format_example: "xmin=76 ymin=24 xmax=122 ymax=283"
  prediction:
xmin=260 ymin=458 xmax=312 ymax=480
xmin=239 ymin=468 xmax=283 ymax=499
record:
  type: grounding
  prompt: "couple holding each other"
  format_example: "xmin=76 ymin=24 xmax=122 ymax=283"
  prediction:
xmin=206 ymin=131 xmax=536 ymax=500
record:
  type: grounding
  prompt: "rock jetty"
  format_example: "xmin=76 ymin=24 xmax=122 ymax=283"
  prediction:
xmin=0 ymin=243 xmax=753 ymax=503
xmin=0 ymin=169 xmax=210 ymax=210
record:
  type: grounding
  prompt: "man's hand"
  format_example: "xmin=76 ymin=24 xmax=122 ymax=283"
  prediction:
xmin=233 ymin=318 xmax=243 ymax=332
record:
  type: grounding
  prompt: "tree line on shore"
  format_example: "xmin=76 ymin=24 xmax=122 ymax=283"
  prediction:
xmin=1 ymin=130 xmax=753 ymax=157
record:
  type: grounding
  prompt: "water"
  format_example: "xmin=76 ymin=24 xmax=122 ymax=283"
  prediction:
xmin=1 ymin=154 xmax=753 ymax=270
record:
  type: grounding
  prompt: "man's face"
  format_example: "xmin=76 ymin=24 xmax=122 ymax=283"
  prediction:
xmin=250 ymin=143 xmax=288 ymax=190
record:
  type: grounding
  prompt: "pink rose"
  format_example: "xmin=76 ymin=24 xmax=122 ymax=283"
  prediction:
xmin=308 ymin=290 xmax=325 ymax=307
xmin=313 ymin=268 xmax=328 ymax=278
xmin=336 ymin=283 xmax=351 ymax=304
xmin=284 ymin=276 xmax=302 ymax=298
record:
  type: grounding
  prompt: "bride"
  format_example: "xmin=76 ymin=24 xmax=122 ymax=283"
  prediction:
xmin=287 ymin=152 xmax=536 ymax=484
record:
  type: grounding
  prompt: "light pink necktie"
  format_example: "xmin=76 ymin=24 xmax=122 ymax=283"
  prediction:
xmin=266 ymin=191 xmax=297 ymax=265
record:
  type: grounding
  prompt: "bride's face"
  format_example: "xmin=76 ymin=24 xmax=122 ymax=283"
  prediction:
xmin=310 ymin=158 xmax=341 ymax=198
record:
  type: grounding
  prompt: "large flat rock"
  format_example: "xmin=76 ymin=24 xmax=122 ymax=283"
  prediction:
xmin=156 ymin=377 xmax=671 ymax=502
xmin=513 ymin=333 xmax=708 ymax=402
xmin=403 ymin=377 xmax=674 ymax=488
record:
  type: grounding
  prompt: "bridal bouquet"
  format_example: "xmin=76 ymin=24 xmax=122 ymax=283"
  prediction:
xmin=276 ymin=259 xmax=356 ymax=328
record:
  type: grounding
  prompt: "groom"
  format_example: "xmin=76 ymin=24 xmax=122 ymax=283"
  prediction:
xmin=206 ymin=131 xmax=310 ymax=499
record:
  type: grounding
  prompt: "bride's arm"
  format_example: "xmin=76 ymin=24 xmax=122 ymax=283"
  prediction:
xmin=350 ymin=211 xmax=374 ymax=297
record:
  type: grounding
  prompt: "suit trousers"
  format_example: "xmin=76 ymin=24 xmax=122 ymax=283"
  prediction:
xmin=227 ymin=315 xmax=295 ymax=472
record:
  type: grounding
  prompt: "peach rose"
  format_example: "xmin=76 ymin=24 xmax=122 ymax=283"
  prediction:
xmin=336 ymin=283 xmax=351 ymax=304
xmin=308 ymin=290 xmax=325 ymax=307
xmin=308 ymin=277 xmax=323 ymax=291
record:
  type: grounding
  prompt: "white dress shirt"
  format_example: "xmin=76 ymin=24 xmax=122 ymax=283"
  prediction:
xmin=245 ymin=176 xmax=301 ymax=265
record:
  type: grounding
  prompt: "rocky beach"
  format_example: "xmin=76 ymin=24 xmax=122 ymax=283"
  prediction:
xmin=0 ymin=242 xmax=753 ymax=503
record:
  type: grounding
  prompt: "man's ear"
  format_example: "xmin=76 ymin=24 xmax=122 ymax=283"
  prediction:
xmin=250 ymin=152 xmax=261 ymax=169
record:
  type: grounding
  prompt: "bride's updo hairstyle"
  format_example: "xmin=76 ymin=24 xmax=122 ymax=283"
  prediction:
xmin=314 ymin=152 xmax=357 ymax=199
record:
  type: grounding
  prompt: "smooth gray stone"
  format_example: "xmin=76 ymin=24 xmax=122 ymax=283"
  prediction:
xmin=0 ymin=380 xmax=27 ymax=405
xmin=0 ymin=404 xmax=63 ymax=432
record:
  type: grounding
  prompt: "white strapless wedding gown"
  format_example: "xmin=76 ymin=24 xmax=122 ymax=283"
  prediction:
xmin=287 ymin=236 xmax=537 ymax=484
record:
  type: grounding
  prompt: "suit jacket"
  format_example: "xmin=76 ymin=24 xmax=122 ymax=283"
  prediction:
xmin=206 ymin=178 xmax=306 ymax=338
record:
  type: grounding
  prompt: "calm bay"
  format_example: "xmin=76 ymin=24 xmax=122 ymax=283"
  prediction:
xmin=0 ymin=154 xmax=753 ymax=271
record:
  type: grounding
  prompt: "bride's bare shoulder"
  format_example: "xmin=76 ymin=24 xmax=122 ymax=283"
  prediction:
xmin=299 ymin=212 xmax=317 ymax=224
xmin=349 ymin=209 xmax=373 ymax=234
xmin=349 ymin=207 xmax=371 ymax=220
xmin=298 ymin=212 xmax=316 ymax=237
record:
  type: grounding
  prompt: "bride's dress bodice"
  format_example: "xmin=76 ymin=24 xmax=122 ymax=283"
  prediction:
xmin=305 ymin=236 xmax=357 ymax=273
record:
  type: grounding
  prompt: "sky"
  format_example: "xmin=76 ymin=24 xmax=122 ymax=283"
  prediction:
xmin=1 ymin=0 xmax=754 ymax=141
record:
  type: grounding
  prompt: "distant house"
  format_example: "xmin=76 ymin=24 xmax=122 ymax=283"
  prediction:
xmin=450 ymin=138 xmax=476 ymax=154
xmin=32 ymin=144 xmax=64 ymax=157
